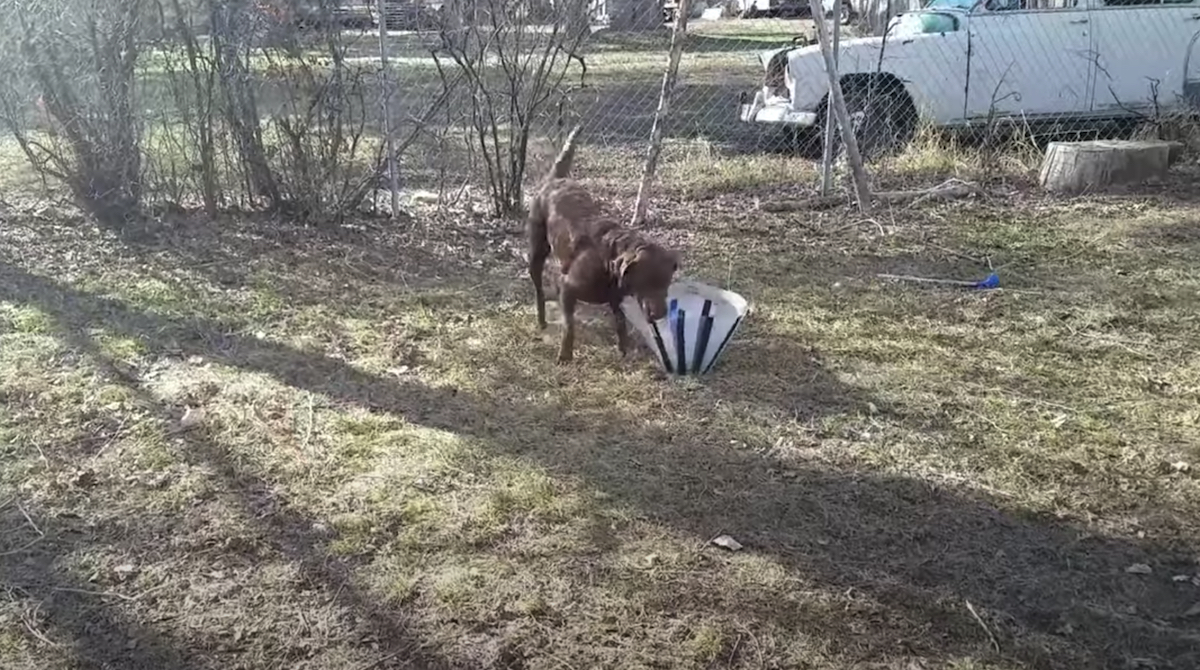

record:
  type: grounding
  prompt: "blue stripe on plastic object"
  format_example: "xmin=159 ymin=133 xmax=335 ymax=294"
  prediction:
xmin=704 ymin=315 xmax=742 ymax=375
xmin=673 ymin=306 xmax=687 ymax=376
xmin=649 ymin=318 xmax=673 ymax=374
xmin=693 ymin=299 xmax=714 ymax=374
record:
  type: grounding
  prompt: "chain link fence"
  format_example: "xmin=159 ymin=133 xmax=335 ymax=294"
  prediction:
xmin=575 ymin=0 xmax=1200 ymax=170
xmin=0 ymin=0 xmax=1195 ymax=226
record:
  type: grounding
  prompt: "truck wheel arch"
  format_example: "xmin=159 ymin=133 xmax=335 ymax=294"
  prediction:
xmin=1184 ymin=30 xmax=1200 ymax=108
xmin=815 ymin=72 xmax=920 ymax=158
xmin=828 ymin=72 xmax=920 ymax=128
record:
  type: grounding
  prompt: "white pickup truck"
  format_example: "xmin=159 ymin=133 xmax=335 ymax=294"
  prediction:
xmin=739 ymin=0 xmax=1200 ymax=155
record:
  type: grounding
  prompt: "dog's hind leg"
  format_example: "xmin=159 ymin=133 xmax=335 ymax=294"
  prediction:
xmin=527 ymin=206 xmax=551 ymax=330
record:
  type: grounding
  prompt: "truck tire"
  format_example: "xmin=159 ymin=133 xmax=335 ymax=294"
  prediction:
xmin=822 ymin=75 xmax=917 ymax=162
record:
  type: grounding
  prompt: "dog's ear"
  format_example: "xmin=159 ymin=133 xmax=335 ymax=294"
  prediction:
xmin=614 ymin=248 xmax=641 ymax=290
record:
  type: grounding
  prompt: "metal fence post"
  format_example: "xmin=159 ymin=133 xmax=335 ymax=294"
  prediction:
xmin=820 ymin=0 xmax=841 ymax=197
xmin=377 ymin=0 xmax=400 ymax=218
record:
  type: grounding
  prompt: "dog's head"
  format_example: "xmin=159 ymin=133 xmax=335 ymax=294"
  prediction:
xmin=614 ymin=243 xmax=680 ymax=322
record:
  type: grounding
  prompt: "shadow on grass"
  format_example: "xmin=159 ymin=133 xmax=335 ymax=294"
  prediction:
xmin=0 ymin=268 xmax=475 ymax=670
xmin=0 ymin=503 xmax=220 ymax=670
xmin=104 ymin=211 xmax=520 ymax=323
xmin=3 ymin=257 xmax=1199 ymax=668
xmin=1131 ymin=216 xmax=1200 ymax=256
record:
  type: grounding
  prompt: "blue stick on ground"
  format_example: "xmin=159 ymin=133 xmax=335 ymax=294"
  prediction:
xmin=878 ymin=272 xmax=1000 ymax=290
xmin=973 ymin=273 xmax=1000 ymax=289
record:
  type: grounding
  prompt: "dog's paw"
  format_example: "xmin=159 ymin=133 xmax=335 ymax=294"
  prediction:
xmin=556 ymin=352 xmax=573 ymax=365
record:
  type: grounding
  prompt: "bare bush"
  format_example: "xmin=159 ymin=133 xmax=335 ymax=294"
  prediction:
xmin=192 ymin=0 xmax=462 ymax=221
xmin=1 ymin=0 xmax=458 ymax=227
xmin=142 ymin=0 xmax=221 ymax=215
xmin=208 ymin=0 xmax=283 ymax=210
xmin=0 ymin=0 xmax=145 ymax=227
xmin=434 ymin=0 xmax=591 ymax=217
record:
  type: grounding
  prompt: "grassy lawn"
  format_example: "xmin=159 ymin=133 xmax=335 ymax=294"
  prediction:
xmin=2 ymin=132 xmax=1200 ymax=670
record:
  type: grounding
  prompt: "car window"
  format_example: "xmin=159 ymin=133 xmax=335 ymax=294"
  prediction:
xmin=926 ymin=0 xmax=978 ymax=8
xmin=890 ymin=10 xmax=963 ymax=33
xmin=984 ymin=0 xmax=1078 ymax=9
xmin=1100 ymin=0 xmax=1194 ymax=5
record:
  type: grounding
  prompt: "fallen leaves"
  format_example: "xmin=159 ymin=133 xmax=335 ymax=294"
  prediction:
xmin=113 ymin=563 xmax=137 ymax=579
xmin=710 ymin=535 xmax=743 ymax=552
xmin=172 ymin=406 xmax=206 ymax=433
xmin=69 ymin=469 xmax=97 ymax=489
xmin=1126 ymin=563 xmax=1153 ymax=575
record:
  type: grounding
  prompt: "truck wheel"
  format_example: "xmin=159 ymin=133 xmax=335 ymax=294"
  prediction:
xmin=790 ymin=126 xmax=824 ymax=159
xmin=823 ymin=77 xmax=917 ymax=162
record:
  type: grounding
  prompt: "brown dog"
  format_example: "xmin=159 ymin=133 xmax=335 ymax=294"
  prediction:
xmin=527 ymin=126 xmax=680 ymax=364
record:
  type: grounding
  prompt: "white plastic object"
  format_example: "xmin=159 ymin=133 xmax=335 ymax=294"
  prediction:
xmin=621 ymin=279 xmax=749 ymax=376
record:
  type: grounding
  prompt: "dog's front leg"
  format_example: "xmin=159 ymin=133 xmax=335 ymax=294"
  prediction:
xmin=557 ymin=286 xmax=578 ymax=364
xmin=609 ymin=298 xmax=631 ymax=356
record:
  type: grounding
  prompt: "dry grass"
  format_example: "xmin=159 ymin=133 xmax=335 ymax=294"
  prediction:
xmin=3 ymin=130 xmax=1200 ymax=670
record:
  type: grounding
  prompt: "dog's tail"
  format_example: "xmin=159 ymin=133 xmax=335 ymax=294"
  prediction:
xmin=549 ymin=124 xmax=582 ymax=180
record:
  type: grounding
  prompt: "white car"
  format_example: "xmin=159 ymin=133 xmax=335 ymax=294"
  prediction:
xmin=739 ymin=0 xmax=1200 ymax=155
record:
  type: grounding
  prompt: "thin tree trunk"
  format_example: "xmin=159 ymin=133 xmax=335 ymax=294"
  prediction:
xmin=210 ymin=0 xmax=280 ymax=209
xmin=376 ymin=0 xmax=400 ymax=218
xmin=630 ymin=0 xmax=691 ymax=227
xmin=170 ymin=0 xmax=218 ymax=216
xmin=808 ymin=0 xmax=872 ymax=212
xmin=820 ymin=0 xmax=841 ymax=196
